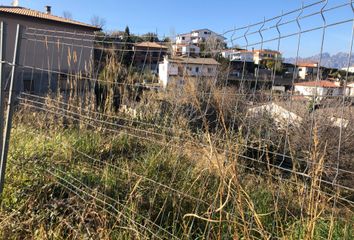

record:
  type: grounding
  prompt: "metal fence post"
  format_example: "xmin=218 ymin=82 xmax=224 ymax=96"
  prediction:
xmin=0 ymin=22 xmax=4 ymax=181
xmin=0 ymin=24 xmax=21 ymax=196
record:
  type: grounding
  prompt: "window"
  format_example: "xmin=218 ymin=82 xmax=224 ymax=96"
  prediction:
xmin=208 ymin=68 xmax=213 ymax=74
xmin=204 ymin=31 xmax=208 ymax=34
xmin=195 ymin=67 xmax=199 ymax=73
xmin=182 ymin=37 xmax=185 ymax=40
xmin=23 ymin=79 xmax=34 ymax=93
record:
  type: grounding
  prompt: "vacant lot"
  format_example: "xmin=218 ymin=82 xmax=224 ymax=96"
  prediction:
xmin=0 ymin=111 xmax=353 ymax=239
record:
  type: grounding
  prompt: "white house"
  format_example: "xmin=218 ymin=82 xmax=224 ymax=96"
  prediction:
xmin=172 ymin=44 xmax=200 ymax=57
xmin=189 ymin=29 xmax=226 ymax=45
xmin=297 ymin=62 xmax=319 ymax=80
xmin=221 ymin=50 xmax=254 ymax=62
xmin=174 ymin=29 xmax=226 ymax=57
xmin=346 ymin=82 xmax=354 ymax=96
xmin=253 ymin=49 xmax=282 ymax=65
xmin=176 ymin=29 xmax=226 ymax=46
xmin=341 ymin=66 xmax=354 ymax=73
xmin=176 ymin=33 xmax=192 ymax=45
xmin=159 ymin=56 xmax=220 ymax=88
xmin=294 ymin=80 xmax=343 ymax=99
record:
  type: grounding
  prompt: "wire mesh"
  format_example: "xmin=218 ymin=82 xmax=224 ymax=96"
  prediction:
xmin=1 ymin=1 xmax=354 ymax=239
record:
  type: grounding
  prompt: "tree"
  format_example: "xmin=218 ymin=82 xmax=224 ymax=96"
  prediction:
xmin=121 ymin=26 xmax=134 ymax=67
xmin=163 ymin=37 xmax=171 ymax=43
xmin=90 ymin=15 xmax=106 ymax=29
xmin=124 ymin=26 xmax=131 ymax=37
xmin=200 ymin=37 xmax=225 ymax=58
xmin=265 ymin=60 xmax=283 ymax=73
xmin=141 ymin=32 xmax=159 ymax=42
xmin=63 ymin=11 xmax=73 ymax=19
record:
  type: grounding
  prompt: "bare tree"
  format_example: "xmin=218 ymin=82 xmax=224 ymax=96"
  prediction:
xmin=63 ymin=11 xmax=73 ymax=19
xmin=90 ymin=15 xmax=106 ymax=29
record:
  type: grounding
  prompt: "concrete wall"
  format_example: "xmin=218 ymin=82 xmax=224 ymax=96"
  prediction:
xmin=0 ymin=13 xmax=97 ymax=95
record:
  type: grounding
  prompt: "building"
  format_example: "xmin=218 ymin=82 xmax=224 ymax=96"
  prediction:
xmin=189 ymin=29 xmax=226 ymax=45
xmin=221 ymin=49 xmax=282 ymax=66
xmin=158 ymin=56 xmax=220 ymax=88
xmin=221 ymin=49 xmax=254 ymax=62
xmin=253 ymin=49 xmax=282 ymax=66
xmin=176 ymin=33 xmax=192 ymax=45
xmin=172 ymin=44 xmax=200 ymax=57
xmin=294 ymin=80 xmax=343 ymax=99
xmin=227 ymin=60 xmax=255 ymax=78
xmin=176 ymin=29 xmax=226 ymax=46
xmin=346 ymin=82 xmax=354 ymax=96
xmin=341 ymin=66 xmax=354 ymax=73
xmin=0 ymin=5 xmax=100 ymax=94
xmin=108 ymin=31 xmax=126 ymax=40
xmin=132 ymin=42 xmax=168 ymax=73
xmin=174 ymin=28 xmax=226 ymax=56
xmin=297 ymin=62 xmax=319 ymax=80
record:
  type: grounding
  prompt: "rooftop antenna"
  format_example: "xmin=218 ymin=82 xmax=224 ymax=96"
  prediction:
xmin=12 ymin=0 xmax=19 ymax=7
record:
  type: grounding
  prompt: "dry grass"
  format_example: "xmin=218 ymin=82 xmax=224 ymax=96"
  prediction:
xmin=1 ymin=55 xmax=353 ymax=239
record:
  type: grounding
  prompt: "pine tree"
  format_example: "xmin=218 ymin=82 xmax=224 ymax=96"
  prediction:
xmin=121 ymin=26 xmax=133 ymax=67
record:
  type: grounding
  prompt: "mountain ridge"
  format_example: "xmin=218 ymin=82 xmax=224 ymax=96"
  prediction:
xmin=284 ymin=52 xmax=354 ymax=69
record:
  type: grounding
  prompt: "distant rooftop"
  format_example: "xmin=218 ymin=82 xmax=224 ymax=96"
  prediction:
xmin=253 ymin=49 xmax=282 ymax=54
xmin=0 ymin=6 xmax=100 ymax=30
xmin=167 ymin=57 xmax=220 ymax=65
xmin=177 ymin=28 xmax=227 ymax=39
xmin=294 ymin=80 xmax=340 ymax=88
xmin=297 ymin=62 xmax=318 ymax=68
xmin=134 ymin=42 xmax=168 ymax=49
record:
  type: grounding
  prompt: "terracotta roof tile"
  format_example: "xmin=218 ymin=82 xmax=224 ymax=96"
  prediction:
xmin=297 ymin=62 xmax=318 ymax=68
xmin=0 ymin=6 xmax=100 ymax=30
xmin=294 ymin=80 xmax=340 ymax=88
xmin=134 ymin=42 xmax=168 ymax=49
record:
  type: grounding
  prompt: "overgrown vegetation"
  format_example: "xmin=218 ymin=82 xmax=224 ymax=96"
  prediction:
xmin=0 ymin=99 xmax=353 ymax=239
xmin=0 ymin=49 xmax=353 ymax=238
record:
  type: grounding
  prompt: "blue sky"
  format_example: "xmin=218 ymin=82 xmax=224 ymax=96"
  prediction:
xmin=0 ymin=0 xmax=353 ymax=57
